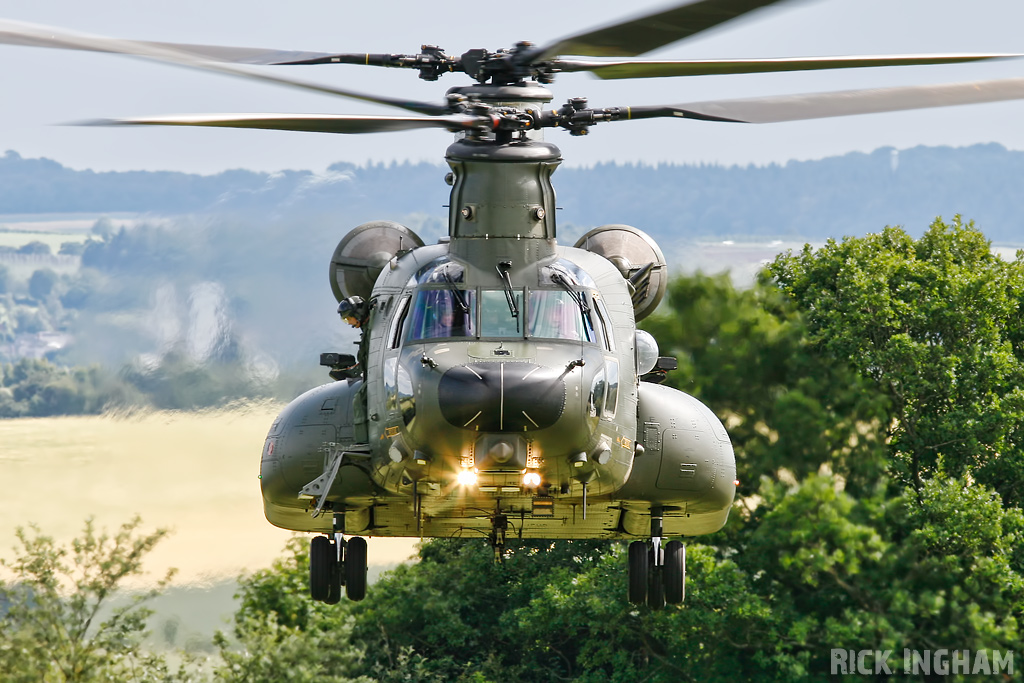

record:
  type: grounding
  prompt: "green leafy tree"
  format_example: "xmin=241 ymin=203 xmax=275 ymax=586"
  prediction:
xmin=642 ymin=272 xmax=888 ymax=495
xmin=504 ymin=475 xmax=1024 ymax=682
xmin=0 ymin=517 xmax=194 ymax=682
xmin=217 ymin=537 xmax=370 ymax=683
xmin=769 ymin=217 xmax=1024 ymax=505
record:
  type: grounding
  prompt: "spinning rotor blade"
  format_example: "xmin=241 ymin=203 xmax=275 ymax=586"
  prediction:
xmin=622 ymin=76 xmax=1024 ymax=124
xmin=530 ymin=0 xmax=786 ymax=61
xmin=0 ymin=19 xmax=448 ymax=116
xmin=77 ymin=113 xmax=486 ymax=135
xmin=0 ymin=25 xmax=335 ymax=65
xmin=556 ymin=52 xmax=1022 ymax=79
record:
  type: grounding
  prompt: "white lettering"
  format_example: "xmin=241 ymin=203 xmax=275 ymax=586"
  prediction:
xmin=934 ymin=649 xmax=949 ymax=675
xmin=993 ymin=650 xmax=1014 ymax=675
xmin=874 ymin=650 xmax=892 ymax=674
xmin=951 ymin=649 xmax=969 ymax=674
xmin=830 ymin=649 xmax=848 ymax=674
xmin=909 ymin=649 xmax=930 ymax=675
xmin=972 ymin=650 xmax=991 ymax=675
xmin=857 ymin=650 xmax=871 ymax=674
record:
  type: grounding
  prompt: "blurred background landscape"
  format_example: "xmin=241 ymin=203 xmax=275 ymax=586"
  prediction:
xmin=3 ymin=141 xmax=1023 ymax=410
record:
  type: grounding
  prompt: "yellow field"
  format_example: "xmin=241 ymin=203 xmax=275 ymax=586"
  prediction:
xmin=0 ymin=405 xmax=417 ymax=585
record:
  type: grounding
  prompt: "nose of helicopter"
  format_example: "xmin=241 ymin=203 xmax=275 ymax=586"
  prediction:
xmin=437 ymin=361 xmax=565 ymax=432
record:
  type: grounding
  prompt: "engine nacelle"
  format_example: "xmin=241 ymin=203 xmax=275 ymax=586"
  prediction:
xmin=574 ymin=224 xmax=667 ymax=321
xmin=329 ymin=221 xmax=424 ymax=302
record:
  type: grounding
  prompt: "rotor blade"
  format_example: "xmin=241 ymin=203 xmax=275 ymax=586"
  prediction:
xmin=0 ymin=19 xmax=449 ymax=116
xmin=620 ymin=77 xmax=1024 ymax=124
xmin=554 ymin=52 xmax=1023 ymax=79
xmin=0 ymin=26 xmax=337 ymax=64
xmin=75 ymin=113 xmax=485 ymax=134
xmin=530 ymin=0 xmax=787 ymax=61
xmin=0 ymin=27 xmax=409 ymax=68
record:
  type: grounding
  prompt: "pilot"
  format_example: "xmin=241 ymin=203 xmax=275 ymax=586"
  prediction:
xmin=337 ymin=295 xmax=372 ymax=443
xmin=336 ymin=295 xmax=372 ymax=378
xmin=338 ymin=296 xmax=369 ymax=328
xmin=540 ymin=300 xmax=579 ymax=340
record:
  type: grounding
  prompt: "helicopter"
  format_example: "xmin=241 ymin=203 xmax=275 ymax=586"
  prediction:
xmin=3 ymin=0 xmax=1024 ymax=609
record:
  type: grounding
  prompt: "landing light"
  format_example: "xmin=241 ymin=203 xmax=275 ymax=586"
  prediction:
xmin=522 ymin=471 xmax=542 ymax=488
xmin=457 ymin=469 xmax=478 ymax=486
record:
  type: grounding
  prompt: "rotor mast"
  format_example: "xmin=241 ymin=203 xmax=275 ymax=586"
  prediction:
xmin=444 ymin=82 xmax=561 ymax=266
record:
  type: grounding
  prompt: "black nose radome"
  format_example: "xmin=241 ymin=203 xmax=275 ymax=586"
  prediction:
xmin=438 ymin=362 xmax=565 ymax=432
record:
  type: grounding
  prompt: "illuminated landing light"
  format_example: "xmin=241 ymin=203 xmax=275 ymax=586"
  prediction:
xmin=522 ymin=471 xmax=542 ymax=488
xmin=414 ymin=450 xmax=432 ymax=466
xmin=457 ymin=469 xmax=478 ymax=486
xmin=734 ymin=480 xmax=740 ymax=487
xmin=569 ymin=452 xmax=588 ymax=468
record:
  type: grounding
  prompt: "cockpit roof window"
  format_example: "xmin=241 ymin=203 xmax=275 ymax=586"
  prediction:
xmin=408 ymin=258 xmax=465 ymax=287
xmin=539 ymin=259 xmax=596 ymax=289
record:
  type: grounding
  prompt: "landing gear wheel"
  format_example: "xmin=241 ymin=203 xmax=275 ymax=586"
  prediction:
xmin=663 ymin=540 xmax=685 ymax=605
xmin=627 ymin=541 xmax=648 ymax=604
xmin=647 ymin=562 xmax=666 ymax=610
xmin=325 ymin=557 xmax=342 ymax=605
xmin=309 ymin=536 xmax=335 ymax=602
xmin=345 ymin=536 xmax=368 ymax=601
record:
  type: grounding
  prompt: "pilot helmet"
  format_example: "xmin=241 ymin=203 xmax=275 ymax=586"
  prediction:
xmin=337 ymin=296 xmax=366 ymax=327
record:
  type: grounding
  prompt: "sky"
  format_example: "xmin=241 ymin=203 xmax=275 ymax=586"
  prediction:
xmin=0 ymin=0 xmax=1022 ymax=175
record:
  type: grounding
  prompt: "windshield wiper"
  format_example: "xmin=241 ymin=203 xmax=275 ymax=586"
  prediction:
xmin=496 ymin=260 xmax=520 ymax=332
xmin=443 ymin=266 xmax=470 ymax=314
xmin=551 ymin=271 xmax=590 ymax=317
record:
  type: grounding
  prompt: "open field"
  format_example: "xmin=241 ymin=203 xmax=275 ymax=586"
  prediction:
xmin=0 ymin=405 xmax=418 ymax=586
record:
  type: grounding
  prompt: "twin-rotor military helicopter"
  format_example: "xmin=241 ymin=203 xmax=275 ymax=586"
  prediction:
xmin=4 ymin=0 xmax=1024 ymax=608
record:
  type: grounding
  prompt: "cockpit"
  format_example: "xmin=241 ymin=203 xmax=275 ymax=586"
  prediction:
xmin=395 ymin=258 xmax=614 ymax=349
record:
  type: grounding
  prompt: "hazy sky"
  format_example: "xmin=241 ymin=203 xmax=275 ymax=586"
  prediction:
xmin=1 ymin=0 xmax=1022 ymax=174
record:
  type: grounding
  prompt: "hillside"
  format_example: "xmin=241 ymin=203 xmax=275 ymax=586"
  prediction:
xmin=3 ymin=143 xmax=1023 ymax=242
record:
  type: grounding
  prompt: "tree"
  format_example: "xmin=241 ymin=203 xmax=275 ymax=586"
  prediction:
xmin=769 ymin=217 xmax=1024 ymax=506
xmin=506 ymin=475 xmax=1024 ymax=682
xmin=641 ymin=271 xmax=888 ymax=495
xmin=0 ymin=517 xmax=193 ymax=682
xmin=219 ymin=536 xmax=370 ymax=683
xmin=18 ymin=240 xmax=51 ymax=255
xmin=29 ymin=267 xmax=58 ymax=300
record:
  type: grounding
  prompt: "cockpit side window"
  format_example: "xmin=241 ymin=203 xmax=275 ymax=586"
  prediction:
xmin=388 ymin=295 xmax=411 ymax=349
xmin=405 ymin=288 xmax=476 ymax=341
xmin=528 ymin=290 xmax=593 ymax=342
xmin=592 ymin=296 xmax=614 ymax=351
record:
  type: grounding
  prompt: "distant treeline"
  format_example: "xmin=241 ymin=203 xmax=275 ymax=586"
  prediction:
xmin=3 ymin=143 xmax=1024 ymax=242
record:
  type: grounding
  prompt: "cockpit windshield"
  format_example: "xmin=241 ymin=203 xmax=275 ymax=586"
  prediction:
xmin=405 ymin=289 xmax=475 ymax=341
xmin=399 ymin=283 xmax=597 ymax=344
xmin=528 ymin=290 xmax=594 ymax=342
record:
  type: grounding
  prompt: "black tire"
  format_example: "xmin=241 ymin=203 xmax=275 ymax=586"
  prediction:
xmin=325 ymin=559 xmax=342 ymax=605
xmin=627 ymin=541 xmax=648 ymax=604
xmin=647 ymin=564 xmax=666 ymax=610
xmin=345 ymin=537 xmax=368 ymax=601
xmin=663 ymin=540 xmax=685 ymax=604
xmin=309 ymin=536 xmax=333 ymax=602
